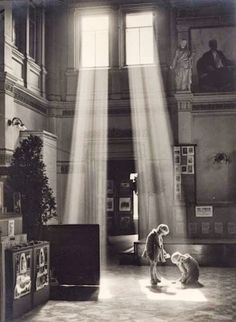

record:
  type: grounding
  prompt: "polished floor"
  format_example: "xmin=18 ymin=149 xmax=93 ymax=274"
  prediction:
xmin=14 ymin=262 xmax=236 ymax=322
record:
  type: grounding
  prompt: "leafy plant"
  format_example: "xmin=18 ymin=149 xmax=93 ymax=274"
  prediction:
xmin=7 ymin=135 xmax=56 ymax=239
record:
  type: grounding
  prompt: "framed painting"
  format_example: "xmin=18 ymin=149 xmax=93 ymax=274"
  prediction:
xmin=106 ymin=197 xmax=114 ymax=212
xmin=190 ymin=26 xmax=236 ymax=91
xmin=119 ymin=197 xmax=131 ymax=212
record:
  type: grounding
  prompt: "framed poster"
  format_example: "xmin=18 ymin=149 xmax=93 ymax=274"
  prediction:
xmin=195 ymin=206 xmax=213 ymax=217
xmin=119 ymin=197 xmax=131 ymax=212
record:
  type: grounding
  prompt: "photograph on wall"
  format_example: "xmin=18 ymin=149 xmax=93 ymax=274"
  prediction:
xmin=187 ymin=155 xmax=194 ymax=164
xmin=190 ymin=26 xmax=236 ymax=92
xmin=187 ymin=165 xmax=194 ymax=174
xmin=228 ymin=222 xmax=236 ymax=234
xmin=202 ymin=222 xmax=211 ymax=234
xmin=187 ymin=146 xmax=194 ymax=155
xmin=181 ymin=147 xmax=188 ymax=156
xmin=195 ymin=206 xmax=213 ymax=217
xmin=174 ymin=146 xmax=181 ymax=153
xmin=119 ymin=216 xmax=131 ymax=229
xmin=175 ymin=165 xmax=181 ymax=174
xmin=119 ymin=181 xmax=131 ymax=193
xmin=106 ymin=197 xmax=114 ymax=212
xmin=174 ymin=155 xmax=180 ymax=164
xmin=181 ymin=165 xmax=187 ymax=174
xmin=119 ymin=197 xmax=131 ymax=212
xmin=214 ymin=222 xmax=223 ymax=234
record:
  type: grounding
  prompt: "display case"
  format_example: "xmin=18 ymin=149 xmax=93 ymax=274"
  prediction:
xmin=32 ymin=241 xmax=50 ymax=308
xmin=5 ymin=244 xmax=33 ymax=320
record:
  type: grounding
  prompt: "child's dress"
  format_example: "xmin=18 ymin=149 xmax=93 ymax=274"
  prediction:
xmin=143 ymin=229 xmax=167 ymax=263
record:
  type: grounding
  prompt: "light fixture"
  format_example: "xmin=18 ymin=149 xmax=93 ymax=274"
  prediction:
xmin=8 ymin=117 xmax=27 ymax=131
xmin=213 ymin=152 xmax=231 ymax=164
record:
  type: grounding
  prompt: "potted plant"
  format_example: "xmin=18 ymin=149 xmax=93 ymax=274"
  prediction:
xmin=7 ymin=135 xmax=56 ymax=240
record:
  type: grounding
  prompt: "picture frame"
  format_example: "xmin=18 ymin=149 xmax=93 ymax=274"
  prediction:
xmin=190 ymin=26 xmax=236 ymax=90
xmin=174 ymin=146 xmax=180 ymax=153
xmin=187 ymin=146 xmax=194 ymax=155
xmin=175 ymin=165 xmax=181 ymax=174
xmin=174 ymin=155 xmax=180 ymax=164
xmin=119 ymin=216 xmax=131 ymax=229
xmin=187 ymin=165 xmax=194 ymax=174
xmin=195 ymin=206 xmax=213 ymax=217
xmin=181 ymin=165 xmax=187 ymax=174
xmin=106 ymin=197 xmax=114 ymax=212
xmin=181 ymin=147 xmax=188 ymax=156
xmin=176 ymin=174 xmax=181 ymax=183
xmin=119 ymin=197 xmax=131 ymax=212
xmin=187 ymin=155 xmax=194 ymax=164
xmin=119 ymin=181 xmax=131 ymax=193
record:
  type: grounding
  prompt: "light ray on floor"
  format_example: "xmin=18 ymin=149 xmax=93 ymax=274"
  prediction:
xmin=64 ymin=68 xmax=108 ymax=265
xmin=139 ymin=278 xmax=208 ymax=302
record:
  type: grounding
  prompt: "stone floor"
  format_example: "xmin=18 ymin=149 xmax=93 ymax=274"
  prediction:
xmin=14 ymin=263 xmax=236 ymax=322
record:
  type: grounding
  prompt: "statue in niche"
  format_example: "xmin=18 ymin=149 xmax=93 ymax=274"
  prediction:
xmin=197 ymin=39 xmax=235 ymax=92
xmin=170 ymin=39 xmax=193 ymax=91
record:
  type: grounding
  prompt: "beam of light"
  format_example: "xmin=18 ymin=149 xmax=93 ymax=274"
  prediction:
xmin=98 ymin=277 xmax=113 ymax=299
xmin=138 ymin=278 xmax=207 ymax=302
xmin=63 ymin=67 xmax=108 ymax=266
xmin=128 ymin=31 xmax=183 ymax=239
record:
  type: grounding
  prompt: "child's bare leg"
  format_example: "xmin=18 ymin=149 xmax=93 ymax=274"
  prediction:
xmin=150 ymin=261 xmax=158 ymax=285
xmin=154 ymin=264 xmax=162 ymax=282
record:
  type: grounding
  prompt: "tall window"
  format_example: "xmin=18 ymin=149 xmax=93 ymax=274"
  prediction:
xmin=12 ymin=6 xmax=26 ymax=54
xmin=125 ymin=12 xmax=154 ymax=65
xmin=81 ymin=15 xmax=109 ymax=68
xmin=29 ymin=5 xmax=37 ymax=61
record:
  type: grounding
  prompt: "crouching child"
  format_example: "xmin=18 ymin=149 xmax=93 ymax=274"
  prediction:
xmin=171 ymin=252 xmax=200 ymax=286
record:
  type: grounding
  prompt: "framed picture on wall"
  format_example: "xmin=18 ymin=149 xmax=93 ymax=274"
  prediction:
xmin=106 ymin=198 xmax=114 ymax=212
xmin=119 ymin=197 xmax=131 ymax=212
xmin=181 ymin=147 xmax=188 ymax=156
xmin=119 ymin=216 xmax=131 ymax=229
xmin=190 ymin=26 xmax=236 ymax=92
xmin=119 ymin=181 xmax=131 ymax=193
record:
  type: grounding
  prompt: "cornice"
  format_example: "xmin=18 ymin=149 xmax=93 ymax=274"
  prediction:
xmin=175 ymin=91 xmax=236 ymax=112
xmin=0 ymin=73 xmax=48 ymax=114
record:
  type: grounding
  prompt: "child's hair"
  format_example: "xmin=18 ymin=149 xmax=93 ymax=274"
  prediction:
xmin=157 ymin=224 xmax=169 ymax=235
xmin=171 ymin=251 xmax=182 ymax=264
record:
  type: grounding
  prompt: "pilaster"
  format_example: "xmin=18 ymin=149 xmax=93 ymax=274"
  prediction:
xmin=175 ymin=91 xmax=193 ymax=143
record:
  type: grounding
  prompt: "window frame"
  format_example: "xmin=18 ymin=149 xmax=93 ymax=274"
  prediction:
xmin=75 ymin=8 xmax=113 ymax=70
xmin=119 ymin=5 xmax=157 ymax=68
xmin=29 ymin=4 xmax=39 ymax=62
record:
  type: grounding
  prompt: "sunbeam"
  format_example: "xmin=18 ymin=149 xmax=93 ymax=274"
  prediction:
xmin=128 ymin=28 xmax=177 ymax=239
xmin=64 ymin=68 xmax=108 ymax=265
